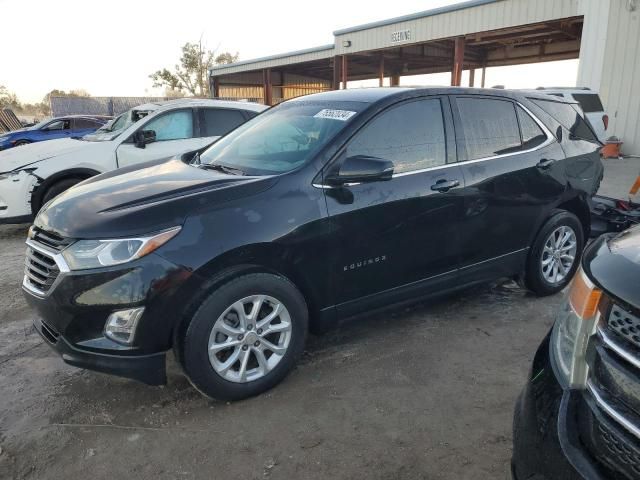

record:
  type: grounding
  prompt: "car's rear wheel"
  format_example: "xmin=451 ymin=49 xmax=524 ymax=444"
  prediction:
xmin=179 ymin=273 xmax=308 ymax=400
xmin=525 ymin=210 xmax=584 ymax=296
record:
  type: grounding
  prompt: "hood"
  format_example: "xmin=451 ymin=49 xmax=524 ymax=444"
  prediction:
xmin=35 ymin=158 xmax=277 ymax=238
xmin=585 ymin=224 xmax=640 ymax=309
xmin=0 ymin=137 xmax=103 ymax=172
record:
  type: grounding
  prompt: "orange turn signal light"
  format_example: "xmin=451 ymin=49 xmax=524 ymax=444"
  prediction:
xmin=137 ymin=227 xmax=181 ymax=258
xmin=569 ymin=269 xmax=602 ymax=319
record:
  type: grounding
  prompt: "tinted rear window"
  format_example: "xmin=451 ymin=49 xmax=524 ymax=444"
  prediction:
xmin=201 ymin=108 xmax=247 ymax=137
xmin=571 ymin=93 xmax=604 ymax=113
xmin=456 ymin=97 xmax=521 ymax=160
xmin=530 ymin=98 xmax=598 ymax=142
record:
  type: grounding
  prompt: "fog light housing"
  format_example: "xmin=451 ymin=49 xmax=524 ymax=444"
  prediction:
xmin=104 ymin=307 xmax=145 ymax=345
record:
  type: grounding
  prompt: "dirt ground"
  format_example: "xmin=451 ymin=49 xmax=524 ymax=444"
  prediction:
xmin=0 ymin=157 xmax=637 ymax=480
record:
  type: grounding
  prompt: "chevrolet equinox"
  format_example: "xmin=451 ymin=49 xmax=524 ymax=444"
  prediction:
xmin=24 ymin=88 xmax=603 ymax=400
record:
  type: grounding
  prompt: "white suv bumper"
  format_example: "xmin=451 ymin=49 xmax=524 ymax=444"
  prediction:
xmin=0 ymin=170 xmax=38 ymax=224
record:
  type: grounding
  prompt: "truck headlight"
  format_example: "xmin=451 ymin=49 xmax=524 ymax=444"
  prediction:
xmin=62 ymin=226 xmax=181 ymax=270
xmin=551 ymin=266 xmax=602 ymax=388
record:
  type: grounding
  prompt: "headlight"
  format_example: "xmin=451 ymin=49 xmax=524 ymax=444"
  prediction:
xmin=551 ymin=266 xmax=602 ymax=388
xmin=62 ymin=226 xmax=181 ymax=270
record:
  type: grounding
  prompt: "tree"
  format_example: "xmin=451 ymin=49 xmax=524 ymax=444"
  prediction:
xmin=150 ymin=40 xmax=238 ymax=97
xmin=0 ymin=85 xmax=21 ymax=110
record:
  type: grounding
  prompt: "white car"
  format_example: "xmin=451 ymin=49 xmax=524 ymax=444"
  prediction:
xmin=0 ymin=98 xmax=267 ymax=224
xmin=531 ymin=88 xmax=609 ymax=142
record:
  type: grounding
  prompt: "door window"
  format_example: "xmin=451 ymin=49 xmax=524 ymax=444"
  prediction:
xmin=43 ymin=119 xmax=70 ymax=131
xmin=346 ymin=98 xmax=446 ymax=174
xmin=143 ymin=109 xmax=193 ymax=141
xmin=456 ymin=98 xmax=521 ymax=160
xmin=200 ymin=108 xmax=247 ymax=137
xmin=516 ymin=106 xmax=547 ymax=150
xmin=73 ymin=118 xmax=102 ymax=129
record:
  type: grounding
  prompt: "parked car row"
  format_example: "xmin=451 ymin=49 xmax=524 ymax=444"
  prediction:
xmin=0 ymin=99 xmax=266 ymax=224
xmin=9 ymin=87 xmax=635 ymax=479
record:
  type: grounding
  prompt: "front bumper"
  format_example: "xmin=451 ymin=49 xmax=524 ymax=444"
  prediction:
xmin=0 ymin=171 xmax=37 ymax=223
xmin=512 ymin=333 xmax=615 ymax=480
xmin=24 ymin=251 xmax=193 ymax=385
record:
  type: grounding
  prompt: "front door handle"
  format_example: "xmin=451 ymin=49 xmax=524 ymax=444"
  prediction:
xmin=430 ymin=179 xmax=460 ymax=193
xmin=536 ymin=158 xmax=556 ymax=170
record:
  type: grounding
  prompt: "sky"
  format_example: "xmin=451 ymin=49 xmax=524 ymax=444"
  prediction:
xmin=0 ymin=0 xmax=578 ymax=103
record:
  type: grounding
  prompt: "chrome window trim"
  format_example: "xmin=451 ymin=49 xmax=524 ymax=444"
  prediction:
xmin=598 ymin=327 xmax=640 ymax=371
xmin=22 ymin=238 xmax=70 ymax=298
xmin=587 ymin=380 xmax=640 ymax=440
xmin=313 ymin=100 xmax=554 ymax=188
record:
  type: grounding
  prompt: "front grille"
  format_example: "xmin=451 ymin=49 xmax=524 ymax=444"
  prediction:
xmin=24 ymin=246 xmax=60 ymax=293
xmin=608 ymin=304 xmax=640 ymax=350
xmin=31 ymin=227 xmax=72 ymax=251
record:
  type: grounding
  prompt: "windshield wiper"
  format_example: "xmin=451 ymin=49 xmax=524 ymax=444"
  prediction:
xmin=198 ymin=163 xmax=246 ymax=176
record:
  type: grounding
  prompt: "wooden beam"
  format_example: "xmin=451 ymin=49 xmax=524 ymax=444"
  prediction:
xmin=452 ymin=37 xmax=465 ymax=86
xmin=390 ymin=74 xmax=400 ymax=86
xmin=211 ymin=77 xmax=220 ymax=98
xmin=469 ymin=68 xmax=475 ymax=87
xmin=481 ymin=64 xmax=486 ymax=88
xmin=378 ymin=54 xmax=385 ymax=87
xmin=262 ymin=68 xmax=273 ymax=106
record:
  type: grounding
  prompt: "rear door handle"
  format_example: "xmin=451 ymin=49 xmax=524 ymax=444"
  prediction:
xmin=536 ymin=158 xmax=556 ymax=170
xmin=430 ymin=179 xmax=460 ymax=192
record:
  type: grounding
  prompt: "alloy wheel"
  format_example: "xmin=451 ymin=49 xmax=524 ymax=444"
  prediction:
xmin=208 ymin=295 xmax=292 ymax=383
xmin=540 ymin=225 xmax=577 ymax=284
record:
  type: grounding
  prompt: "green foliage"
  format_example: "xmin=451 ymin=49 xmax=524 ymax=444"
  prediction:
xmin=150 ymin=41 xmax=239 ymax=97
xmin=0 ymin=85 xmax=21 ymax=110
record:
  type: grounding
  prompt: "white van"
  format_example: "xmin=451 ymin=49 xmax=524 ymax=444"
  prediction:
xmin=0 ymin=98 xmax=267 ymax=224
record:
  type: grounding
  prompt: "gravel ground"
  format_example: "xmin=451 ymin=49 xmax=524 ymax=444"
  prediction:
xmin=0 ymin=157 xmax=636 ymax=480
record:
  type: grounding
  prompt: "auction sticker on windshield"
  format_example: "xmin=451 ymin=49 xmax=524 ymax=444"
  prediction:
xmin=314 ymin=109 xmax=357 ymax=121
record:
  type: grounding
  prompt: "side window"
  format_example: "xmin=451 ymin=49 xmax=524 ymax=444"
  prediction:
xmin=201 ymin=108 xmax=247 ymax=137
xmin=530 ymin=99 xmax=598 ymax=142
xmin=143 ymin=109 xmax=193 ymax=141
xmin=43 ymin=119 xmax=69 ymax=131
xmin=455 ymin=98 xmax=521 ymax=160
xmin=346 ymin=98 xmax=446 ymax=174
xmin=73 ymin=118 xmax=101 ymax=129
xmin=516 ymin=106 xmax=547 ymax=150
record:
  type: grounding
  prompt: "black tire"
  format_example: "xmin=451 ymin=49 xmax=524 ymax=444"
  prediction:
xmin=179 ymin=273 xmax=308 ymax=401
xmin=525 ymin=210 xmax=584 ymax=296
xmin=14 ymin=140 xmax=31 ymax=147
xmin=41 ymin=178 xmax=83 ymax=206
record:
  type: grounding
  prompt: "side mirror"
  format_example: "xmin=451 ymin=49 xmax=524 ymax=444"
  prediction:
xmin=326 ymin=155 xmax=394 ymax=185
xmin=133 ymin=129 xmax=156 ymax=149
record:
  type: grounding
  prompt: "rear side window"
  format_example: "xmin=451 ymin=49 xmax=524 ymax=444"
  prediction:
xmin=201 ymin=108 xmax=247 ymax=137
xmin=531 ymin=99 xmax=598 ymax=142
xmin=571 ymin=93 xmax=604 ymax=113
xmin=455 ymin=98 xmax=521 ymax=160
xmin=346 ymin=98 xmax=446 ymax=174
xmin=516 ymin=106 xmax=547 ymax=150
xmin=73 ymin=118 xmax=101 ymax=129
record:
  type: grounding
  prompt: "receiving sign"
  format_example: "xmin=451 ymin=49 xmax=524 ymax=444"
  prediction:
xmin=314 ymin=109 xmax=357 ymax=121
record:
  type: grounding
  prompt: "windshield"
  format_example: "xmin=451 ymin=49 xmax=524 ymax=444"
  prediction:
xmin=199 ymin=101 xmax=365 ymax=175
xmin=81 ymin=108 xmax=153 ymax=142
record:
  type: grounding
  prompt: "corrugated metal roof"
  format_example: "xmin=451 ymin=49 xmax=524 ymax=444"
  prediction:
xmin=209 ymin=44 xmax=335 ymax=75
xmin=333 ymin=0 xmax=503 ymax=35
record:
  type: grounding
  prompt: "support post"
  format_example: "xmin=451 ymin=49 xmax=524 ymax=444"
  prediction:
xmin=341 ymin=55 xmax=348 ymax=89
xmin=211 ymin=77 xmax=220 ymax=98
xmin=481 ymin=64 xmax=486 ymax=88
xmin=378 ymin=54 xmax=385 ymax=87
xmin=469 ymin=68 xmax=475 ymax=87
xmin=332 ymin=56 xmax=341 ymax=90
xmin=263 ymin=68 xmax=272 ymax=106
xmin=452 ymin=37 xmax=465 ymax=86
xmin=390 ymin=74 xmax=400 ymax=86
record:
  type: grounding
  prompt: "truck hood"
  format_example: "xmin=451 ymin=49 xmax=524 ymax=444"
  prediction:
xmin=585 ymin=225 xmax=640 ymax=309
xmin=35 ymin=158 xmax=277 ymax=238
xmin=0 ymin=138 xmax=103 ymax=172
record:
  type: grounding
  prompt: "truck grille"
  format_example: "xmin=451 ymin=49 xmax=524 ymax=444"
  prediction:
xmin=608 ymin=304 xmax=640 ymax=350
xmin=24 ymin=247 xmax=60 ymax=293
xmin=597 ymin=419 xmax=640 ymax=478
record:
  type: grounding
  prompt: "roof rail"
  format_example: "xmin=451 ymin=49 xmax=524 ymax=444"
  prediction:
xmin=535 ymin=86 xmax=591 ymax=90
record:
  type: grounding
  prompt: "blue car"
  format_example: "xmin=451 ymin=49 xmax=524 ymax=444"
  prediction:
xmin=0 ymin=115 xmax=110 ymax=151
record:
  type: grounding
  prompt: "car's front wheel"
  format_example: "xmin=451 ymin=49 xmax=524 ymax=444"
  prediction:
xmin=525 ymin=210 xmax=584 ymax=296
xmin=179 ymin=273 xmax=308 ymax=400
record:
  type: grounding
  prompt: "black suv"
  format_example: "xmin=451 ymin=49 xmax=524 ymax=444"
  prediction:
xmin=24 ymin=87 xmax=603 ymax=400
xmin=513 ymin=225 xmax=640 ymax=479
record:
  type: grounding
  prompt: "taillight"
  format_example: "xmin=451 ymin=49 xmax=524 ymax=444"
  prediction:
xmin=603 ymin=114 xmax=609 ymax=130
